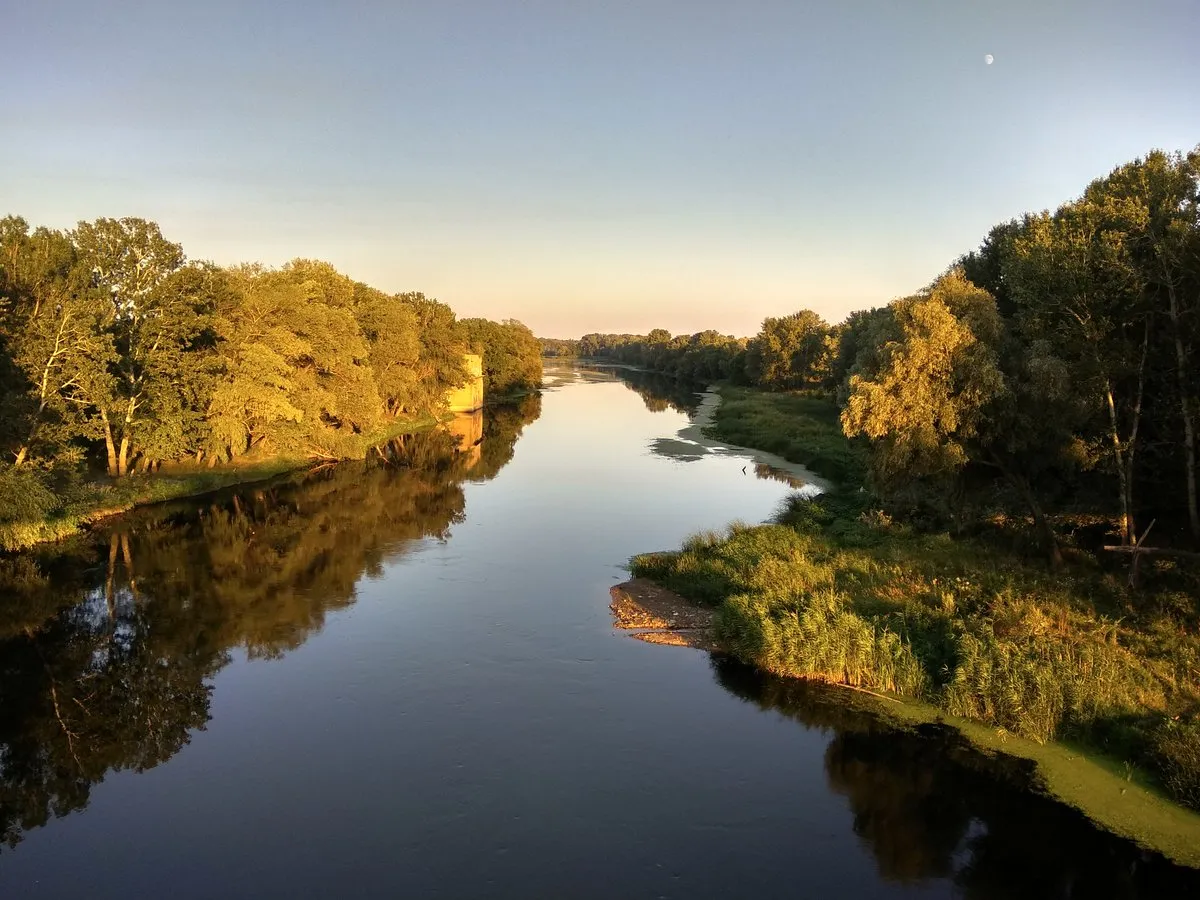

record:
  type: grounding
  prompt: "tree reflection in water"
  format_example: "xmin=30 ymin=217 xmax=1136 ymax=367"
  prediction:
xmin=710 ymin=656 xmax=1200 ymax=899
xmin=578 ymin=365 xmax=701 ymax=416
xmin=0 ymin=399 xmax=541 ymax=849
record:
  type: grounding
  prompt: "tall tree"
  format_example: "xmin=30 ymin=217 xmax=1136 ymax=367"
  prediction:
xmin=745 ymin=310 xmax=832 ymax=390
xmin=1082 ymin=150 xmax=1200 ymax=543
xmin=0 ymin=218 xmax=105 ymax=465
xmin=353 ymin=287 xmax=422 ymax=416
xmin=1007 ymin=201 xmax=1150 ymax=545
xmin=401 ymin=292 xmax=469 ymax=412
xmin=459 ymin=318 xmax=543 ymax=397
xmin=69 ymin=218 xmax=189 ymax=475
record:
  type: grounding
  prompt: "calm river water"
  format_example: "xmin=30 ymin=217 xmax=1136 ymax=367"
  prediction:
xmin=1 ymin=364 xmax=1196 ymax=898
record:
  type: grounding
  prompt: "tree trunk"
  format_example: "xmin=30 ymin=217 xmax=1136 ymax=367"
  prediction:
xmin=117 ymin=435 xmax=130 ymax=477
xmin=116 ymin=396 xmax=138 ymax=477
xmin=1165 ymin=279 xmax=1199 ymax=543
xmin=105 ymin=533 xmax=118 ymax=620
xmin=100 ymin=409 xmax=118 ymax=477
xmin=1106 ymin=384 xmax=1133 ymax=545
xmin=120 ymin=533 xmax=140 ymax=603
xmin=1012 ymin=471 xmax=1063 ymax=569
xmin=990 ymin=453 xmax=1063 ymax=569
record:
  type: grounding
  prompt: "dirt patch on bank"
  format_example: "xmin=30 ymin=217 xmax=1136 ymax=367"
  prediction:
xmin=609 ymin=578 xmax=719 ymax=651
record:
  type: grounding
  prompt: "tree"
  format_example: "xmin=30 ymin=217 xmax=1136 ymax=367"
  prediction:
xmin=0 ymin=218 xmax=106 ymax=466
xmin=1007 ymin=200 xmax=1150 ymax=545
xmin=745 ymin=310 xmax=832 ymax=390
xmin=207 ymin=266 xmax=381 ymax=460
xmin=401 ymin=292 xmax=469 ymax=412
xmin=840 ymin=271 xmax=1074 ymax=566
xmin=1081 ymin=150 xmax=1200 ymax=543
xmin=458 ymin=318 xmax=543 ymax=397
xmin=842 ymin=272 xmax=1006 ymax=484
xmin=69 ymin=218 xmax=190 ymax=475
xmin=354 ymin=286 xmax=422 ymax=416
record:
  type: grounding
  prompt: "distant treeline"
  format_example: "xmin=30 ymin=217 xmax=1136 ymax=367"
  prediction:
xmin=0 ymin=216 xmax=542 ymax=540
xmin=551 ymin=147 xmax=1200 ymax=557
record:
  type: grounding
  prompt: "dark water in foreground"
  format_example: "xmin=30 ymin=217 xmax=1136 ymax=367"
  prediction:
xmin=1 ymin=365 xmax=1196 ymax=898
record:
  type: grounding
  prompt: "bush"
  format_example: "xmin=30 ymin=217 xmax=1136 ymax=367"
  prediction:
xmin=0 ymin=464 xmax=60 ymax=551
xmin=719 ymin=587 xmax=928 ymax=696
xmin=944 ymin=625 xmax=1164 ymax=743
xmin=1153 ymin=719 xmax=1200 ymax=810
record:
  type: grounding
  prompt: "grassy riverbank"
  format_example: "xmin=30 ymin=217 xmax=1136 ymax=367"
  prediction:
xmin=632 ymin=385 xmax=1200 ymax=862
xmin=703 ymin=386 xmax=868 ymax=485
xmin=0 ymin=414 xmax=439 ymax=552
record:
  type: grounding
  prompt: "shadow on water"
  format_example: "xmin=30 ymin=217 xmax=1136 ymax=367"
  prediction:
xmin=0 ymin=398 xmax=541 ymax=850
xmin=712 ymin=656 xmax=1200 ymax=898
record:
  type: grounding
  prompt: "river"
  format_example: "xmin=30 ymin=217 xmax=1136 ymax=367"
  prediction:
xmin=0 ymin=363 xmax=1196 ymax=898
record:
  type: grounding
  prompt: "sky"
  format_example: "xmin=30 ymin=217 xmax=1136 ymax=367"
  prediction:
xmin=3 ymin=2 xmax=1198 ymax=338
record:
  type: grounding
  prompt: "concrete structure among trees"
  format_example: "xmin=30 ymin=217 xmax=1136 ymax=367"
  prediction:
xmin=445 ymin=354 xmax=484 ymax=412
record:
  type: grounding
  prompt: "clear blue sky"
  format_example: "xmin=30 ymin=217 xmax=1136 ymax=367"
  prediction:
xmin=3 ymin=1 xmax=1197 ymax=337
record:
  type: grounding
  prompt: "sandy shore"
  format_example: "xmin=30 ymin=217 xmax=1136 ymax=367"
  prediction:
xmin=677 ymin=388 xmax=834 ymax=495
xmin=609 ymin=579 xmax=720 ymax=651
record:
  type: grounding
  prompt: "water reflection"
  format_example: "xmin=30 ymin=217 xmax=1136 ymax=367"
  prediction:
xmin=712 ymin=657 xmax=1200 ymax=898
xmin=576 ymin=364 xmax=702 ymax=416
xmin=0 ymin=400 xmax=540 ymax=850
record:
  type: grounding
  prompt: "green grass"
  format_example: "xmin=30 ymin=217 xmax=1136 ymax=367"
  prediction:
xmin=704 ymin=386 xmax=867 ymax=484
xmin=0 ymin=413 xmax=439 ymax=552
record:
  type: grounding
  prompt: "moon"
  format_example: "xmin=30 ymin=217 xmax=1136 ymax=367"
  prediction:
xmin=985 ymin=54 xmax=994 ymax=65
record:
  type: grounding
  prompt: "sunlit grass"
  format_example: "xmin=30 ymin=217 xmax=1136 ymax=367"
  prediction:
xmin=0 ymin=414 xmax=439 ymax=552
xmin=632 ymin=492 xmax=1200 ymax=810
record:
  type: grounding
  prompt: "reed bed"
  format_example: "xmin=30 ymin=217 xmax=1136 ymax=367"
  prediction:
xmin=631 ymin=496 xmax=1200 ymax=809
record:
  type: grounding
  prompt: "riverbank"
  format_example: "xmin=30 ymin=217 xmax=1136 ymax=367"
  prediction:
xmin=624 ymin=383 xmax=1200 ymax=867
xmin=676 ymin=389 xmax=833 ymax=492
xmin=1 ymin=414 xmax=440 ymax=552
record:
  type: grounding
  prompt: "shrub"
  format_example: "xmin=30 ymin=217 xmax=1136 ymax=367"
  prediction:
xmin=1153 ymin=719 xmax=1200 ymax=810
xmin=943 ymin=625 xmax=1164 ymax=743
xmin=0 ymin=464 xmax=60 ymax=551
xmin=719 ymin=587 xmax=928 ymax=696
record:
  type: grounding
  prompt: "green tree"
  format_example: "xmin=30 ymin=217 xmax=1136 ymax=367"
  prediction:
xmin=207 ymin=265 xmax=381 ymax=460
xmin=354 ymin=287 xmax=422 ymax=416
xmin=1007 ymin=200 xmax=1150 ymax=545
xmin=401 ymin=292 xmax=469 ymax=412
xmin=842 ymin=271 xmax=1006 ymax=485
xmin=459 ymin=317 xmax=544 ymax=397
xmin=70 ymin=217 xmax=191 ymax=475
xmin=1081 ymin=150 xmax=1200 ymax=543
xmin=0 ymin=218 xmax=105 ymax=466
xmin=745 ymin=310 xmax=832 ymax=390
